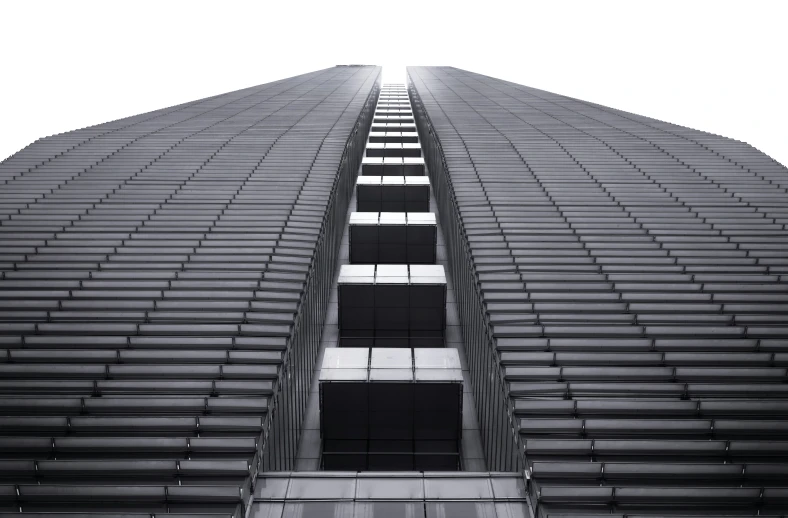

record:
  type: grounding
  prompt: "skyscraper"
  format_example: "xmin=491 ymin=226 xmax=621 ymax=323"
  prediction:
xmin=0 ymin=66 xmax=786 ymax=517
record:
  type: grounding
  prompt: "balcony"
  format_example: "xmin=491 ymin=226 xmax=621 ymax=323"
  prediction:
xmin=365 ymin=142 xmax=422 ymax=158
xmin=361 ymin=156 xmax=425 ymax=175
xmin=356 ymin=176 xmax=430 ymax=213
xmin=319 ymin=347 xmax=462 ymax=470
xmin=349 ymin=212 xmax=437 ymax=265
xmin=338 ymin=264 xmax=446 ymax=348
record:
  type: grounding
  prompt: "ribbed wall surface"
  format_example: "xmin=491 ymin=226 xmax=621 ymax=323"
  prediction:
xmin=0 ymin=65 xmax=380 ymax=516
xmin=409 ymin=66 xmax=788 ymax=517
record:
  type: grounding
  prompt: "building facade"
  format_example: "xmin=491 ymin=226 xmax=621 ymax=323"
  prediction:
xmin=0 ymin=66 xmax=787 ymax=517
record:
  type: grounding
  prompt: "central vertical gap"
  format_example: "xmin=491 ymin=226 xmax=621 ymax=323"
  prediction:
xmin=294 ymin=85 xmax=485 ymax=471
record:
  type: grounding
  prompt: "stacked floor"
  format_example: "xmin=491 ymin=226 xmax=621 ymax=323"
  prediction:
xmin=0 ymin=66 xmax=381 ymax=515
xmin=1 ymin=64 xmax=787 ymax=517
xmin=409 ymin=66 xmax=788 ymax=517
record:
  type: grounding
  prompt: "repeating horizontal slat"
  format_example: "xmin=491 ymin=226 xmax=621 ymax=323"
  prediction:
xmin=0 ymin=65 xmax=380 ymax=513
xmin=409 ymin=65 xmax=788 ymax=517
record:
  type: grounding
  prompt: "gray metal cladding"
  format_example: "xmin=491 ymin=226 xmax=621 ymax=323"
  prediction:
xmin=408 ymin=66 xmax=788 ymax=516
xmin=0 ymin=65 xmax=380 ymax=515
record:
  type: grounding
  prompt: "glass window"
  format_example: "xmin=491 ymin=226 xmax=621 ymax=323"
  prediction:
xmin=424 ymin=478 xmax=493 ymax=500
xmin=355 ymin=502 xmax=425 ymax=518
xmin=494 ymin=502 xmax=530 ymax=518
xmin=250 ymin=502 xmax=285 ymax=518
xmin=255 ymin=476 xmax=290 ymax=499
xmin=356 ymin=478 xmax=424 ymax=500
xmin=287 ymin=477 xmax=356 ymax=500
xmin=426 ymin=502 xmax=496 ymax=518
xmin=283 ymin=502 xmax=354 ymax=518
xmin=490 ymin=477 xmax=526 ymax=500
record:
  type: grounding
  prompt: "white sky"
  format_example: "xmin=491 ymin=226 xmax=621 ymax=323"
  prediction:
xmin=1 ymin=0 xmax=786 ymax=166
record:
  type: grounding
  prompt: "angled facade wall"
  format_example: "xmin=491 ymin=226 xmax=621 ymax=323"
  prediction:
xmin=3 ymin=62 xmax=788 ymax=518
xmin=0 ymin=66 xmax=380 ymax=515
xmin=409 ymin=66 xmax=788 ymax=516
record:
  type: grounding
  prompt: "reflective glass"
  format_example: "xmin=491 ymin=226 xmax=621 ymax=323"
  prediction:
xmin=287 ymin=477 xmax=356 ymax=499
xmin=355 ymin=502 xmax=425 ymax=518
xmin=494 ymin=502 xmax=529 ymax=518
xmin=424 ymin=478 xmax=493 ymax=499
xmin=250 ymin=502 xmax=285 ymax=518
xmin=283 ymin=502 xmax=354 ymax=518
xmin=255 ymin=474 xmax=290 ymax=499
xmin=356 ymin=477 xmax=424 ymax=500
xmin=426 ymin=502 xmax=496 ymax=518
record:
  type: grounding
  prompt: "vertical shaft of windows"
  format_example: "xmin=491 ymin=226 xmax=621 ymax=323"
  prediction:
xmin=296 ymin=84 xmax=486 ymax=472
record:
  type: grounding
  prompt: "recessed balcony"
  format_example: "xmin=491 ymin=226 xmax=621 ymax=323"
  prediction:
xmin=319 ymin=347 xmax=462 ymax=471
xmin=349 ymin=212 xmax=437 ymax=265
xmin=370 ymin=123 xmax=417 ymax=133
xmin=365 ymin=142 xmax=422 ymax=158
xmin=338 ymin=264 xmax=447 ymax=348
xmin=361 ymin=156 xmax=425 ymax=176
xmin=373 ymin=116 xmax=415 ymax=124
xmin=356 ymin=175 xmax=430 ymax=213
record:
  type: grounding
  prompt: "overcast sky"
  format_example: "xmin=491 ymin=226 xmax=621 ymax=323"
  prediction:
xmin=1 ymin=0 xmax=786 ymax=166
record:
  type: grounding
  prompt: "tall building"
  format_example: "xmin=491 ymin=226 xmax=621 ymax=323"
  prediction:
xmin=0 ymin=66 xmax=786 ymax=517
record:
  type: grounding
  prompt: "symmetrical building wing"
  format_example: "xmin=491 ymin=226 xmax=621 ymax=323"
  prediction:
xmin=0 ymin=66 xmax=379 ymax=514
xmin=409 ymin=66 xmax=788 ymax=517
xmin=1 ymin=65 xmax=787 ymax=518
